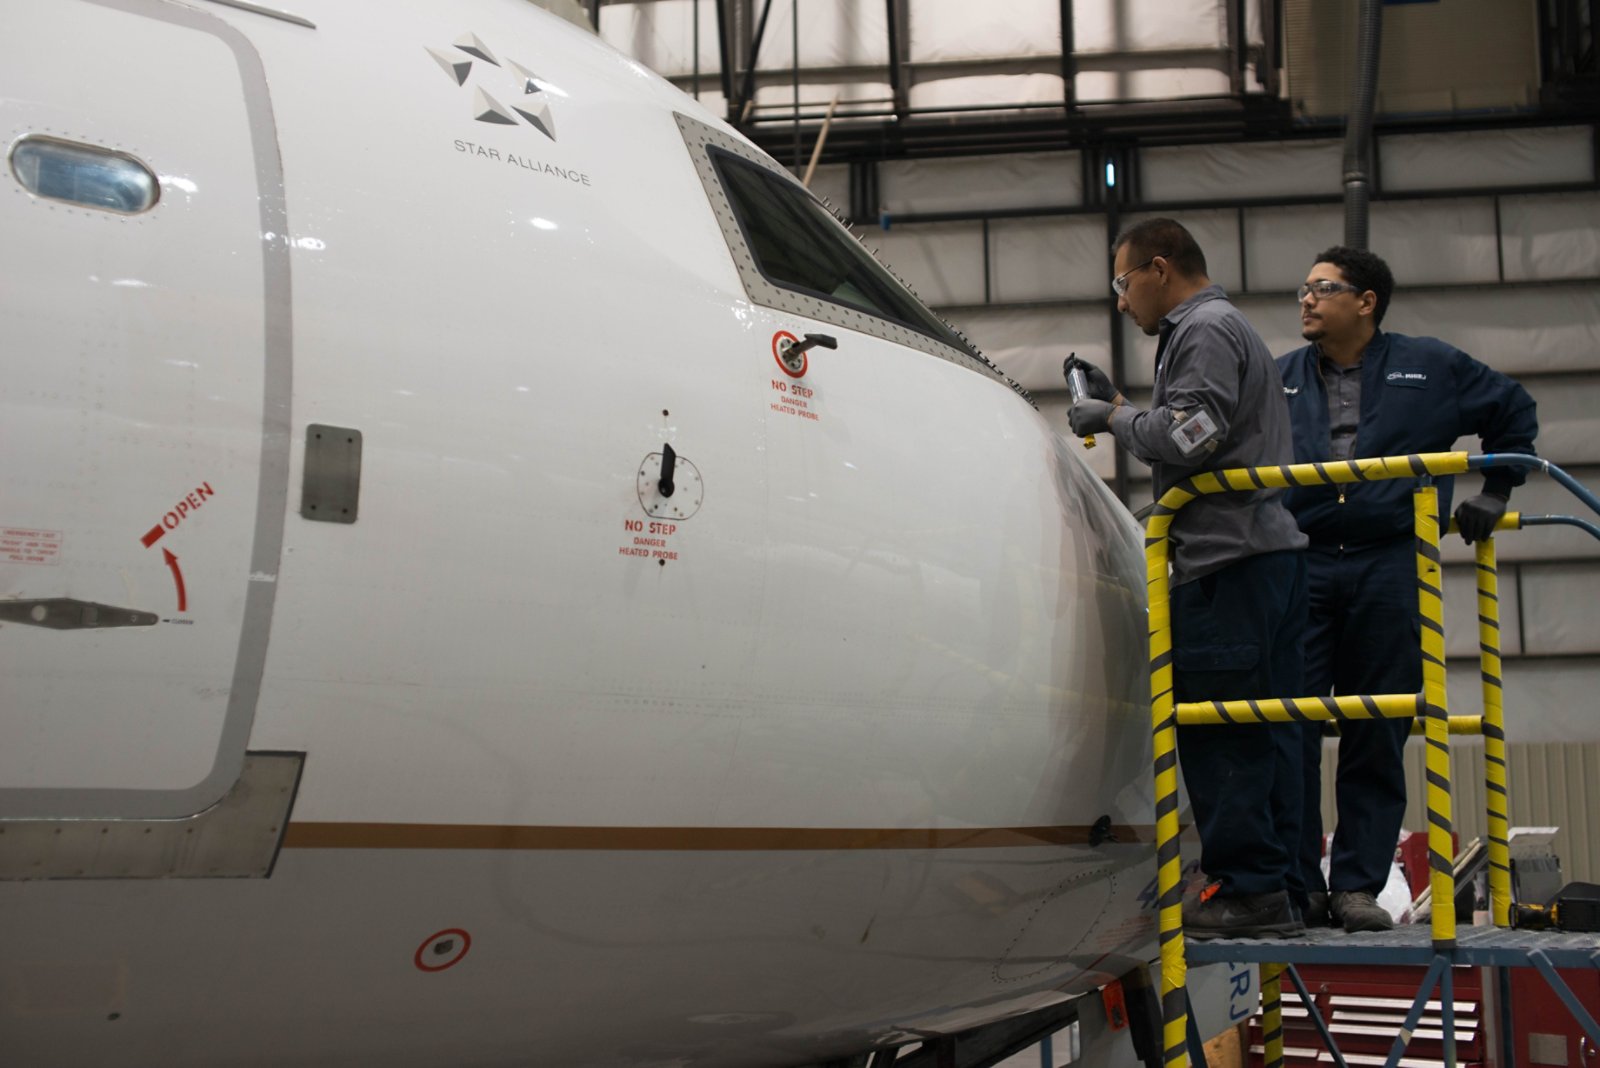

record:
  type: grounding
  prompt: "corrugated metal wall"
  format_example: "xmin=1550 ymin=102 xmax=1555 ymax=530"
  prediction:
xmin=1315 ymin=740 xmax=1600 ymax=885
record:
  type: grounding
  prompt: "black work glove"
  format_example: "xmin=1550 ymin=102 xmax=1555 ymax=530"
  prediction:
xmin=1069 ymin=398 xmax=1117 ymax=437
xmin=1062 ymin=354 xmax=1121 ymax=403
xmin=1454 ymin=492 xmax=1508 ymax=544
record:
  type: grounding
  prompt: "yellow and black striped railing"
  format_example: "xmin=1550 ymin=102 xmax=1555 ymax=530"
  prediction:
xmin=1142 ymin=450 xmax=1526 ymax=1068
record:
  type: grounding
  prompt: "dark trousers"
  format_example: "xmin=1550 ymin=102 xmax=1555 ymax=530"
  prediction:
xmin=1172 ymin=549 xmax=1308 ymax=900
xmin=1293 ymin=539 xmax=1420 ymax=897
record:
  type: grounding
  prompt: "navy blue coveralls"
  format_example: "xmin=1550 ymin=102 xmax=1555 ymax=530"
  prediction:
xmin=1276 ymin=331 xmax=1537 ymax=897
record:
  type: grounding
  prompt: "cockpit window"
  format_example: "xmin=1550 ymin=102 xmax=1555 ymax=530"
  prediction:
xmin=9 ymin=137 xmax=158 ymax=215
xmin=675 ymin=112 xmax=1022 ymax=397
xmin=710 ymin=148 xmax=973 ymax=355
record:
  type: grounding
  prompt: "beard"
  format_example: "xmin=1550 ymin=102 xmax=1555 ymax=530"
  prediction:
xmin=1301 ymin=320 xmax=1325 ymax=342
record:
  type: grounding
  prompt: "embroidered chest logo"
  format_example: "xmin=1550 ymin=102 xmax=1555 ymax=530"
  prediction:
xmin=1283 ymin=386 xmax=1300 ymax=395
xmin=1386 ymin=370 xmax=1427 ymax=383
xmin=428 ymin=33 xmax=557 ymax=141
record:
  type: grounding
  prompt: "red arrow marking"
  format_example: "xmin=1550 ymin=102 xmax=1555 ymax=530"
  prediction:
xmin=140 ymin=524 xmax=165 ymax=548
xmin=162 ymin=548 xmax=187 ymax=612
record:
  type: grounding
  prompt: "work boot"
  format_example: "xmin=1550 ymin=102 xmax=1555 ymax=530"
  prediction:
xmin=1305 ymin=891 xmax=1331 ymax=927
xmin=1331 ymin=890 xmax=1394 ymax=933
xmin=1182 ymin=884 xmax=1306 ymax=941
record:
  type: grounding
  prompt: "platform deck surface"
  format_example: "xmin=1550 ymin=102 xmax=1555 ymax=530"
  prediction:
xmin=1185 ymin=923 xmax=1600 ymax=967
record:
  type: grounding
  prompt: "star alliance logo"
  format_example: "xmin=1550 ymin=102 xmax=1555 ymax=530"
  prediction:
xmin=428 ymin=33 xmax=556 ymax=141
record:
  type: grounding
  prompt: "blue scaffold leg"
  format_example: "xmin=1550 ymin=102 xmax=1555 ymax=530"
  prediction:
xmin=1441 ymin=958 xmax=1457 ymax=1068
xmin=1283 ymin=964 xmax=1349 ymax=1068
xmin=1382 ymin=955 xmax=1448 ymax=1068
xmin=1184 ymin=988 xmax=1207 ymax=1068
xmin=1528 ymin=950 xmax=1600 ymax=1047
xmin=1496 ymin=966 xmax=1516 ymax=1068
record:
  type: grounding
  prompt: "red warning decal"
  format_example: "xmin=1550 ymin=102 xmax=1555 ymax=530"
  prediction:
xmin=769 ymin=378 xmax=820 ymax=423
xmin=771 ymin=330 xmax=806 ymax=378
xmin=139 ymin=482 xmax=216 ymax=547
xmin=618 ymin=518 xmax=680 ymax=563
xmin=414 ymin=928 xmax=472 ymax=973
xmin=2 ymin=527 xmax=62 ymax=566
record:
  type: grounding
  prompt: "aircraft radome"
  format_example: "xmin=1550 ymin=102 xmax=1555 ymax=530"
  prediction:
xmin=0 ymin=0 xmax=1163 ymax=1064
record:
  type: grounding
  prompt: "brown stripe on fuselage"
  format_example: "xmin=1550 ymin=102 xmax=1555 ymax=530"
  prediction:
xmin=281 ymin=822 xmax=1158 ymax=851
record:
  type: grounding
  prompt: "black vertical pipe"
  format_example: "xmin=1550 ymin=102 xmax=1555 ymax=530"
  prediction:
xmin=1104 ymin=145 xmax=1130 ymax=505
xmin=1342 ymin=0 xmax=1383 ymax=250
xmin=1237 ymin=206 xmax=1249 ymax=293
xmin=886 ymin=0 xmax=907 ymax=121
xmin=1224 ymin=0 xmax=1245 ymax=95
xmin=692 ymin=0 xmax=701 ymax=98
xmin=715 ymin=0 xmax=734 ymax=108
xmin=1493 ymin=195 xmax=1505 ymax=283
xmin=982 ymin=218 xmax=992 ymax=304
xmin=791 ymin=0 xmax=800 ymax=169
xmin=1260 ymin=0 xmax=1281 ymax=96
xmin=1059 ymin=0 xmax=1077 ymax=111
xmin=736 ymin=0 xmax=778 ymax=125
xmin=587 ymin=0 xmax=600 ymax=31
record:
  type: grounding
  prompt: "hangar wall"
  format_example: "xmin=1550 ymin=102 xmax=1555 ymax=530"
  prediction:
xmin=810 ymin=122 xmax=1600 ymax=881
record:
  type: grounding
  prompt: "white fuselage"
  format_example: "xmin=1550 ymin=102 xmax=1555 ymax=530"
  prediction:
xmin=0 ymin=2 xmax=1157 ymax=1064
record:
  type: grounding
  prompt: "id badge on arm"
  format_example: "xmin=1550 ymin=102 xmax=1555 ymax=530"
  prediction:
xmin=1169 ymin=408 xmax=1219 ymax=456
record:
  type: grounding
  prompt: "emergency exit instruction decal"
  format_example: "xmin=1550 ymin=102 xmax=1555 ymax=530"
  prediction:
xmin=1 ymin=527 xmax=62 ymax=566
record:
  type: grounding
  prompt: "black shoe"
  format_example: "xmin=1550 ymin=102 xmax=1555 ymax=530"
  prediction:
xmin=1183 ymin=885 xmax=1307 ymax=941
xmin=1330 ymin=890 xmax=1394 ymax=933
xmin=1305 ymin=891 xmax=1331 ymax=927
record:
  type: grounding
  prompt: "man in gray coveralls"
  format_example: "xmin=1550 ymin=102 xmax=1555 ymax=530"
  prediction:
xmin=1065 ymin=217 xmax=1311 ymax=939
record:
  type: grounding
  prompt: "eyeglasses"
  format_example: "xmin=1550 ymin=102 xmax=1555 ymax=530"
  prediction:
xmin=1112 ymin=255 xmax=1165 ymax=297
xmin=1297 ymin=279 xmax=1362 ymax=303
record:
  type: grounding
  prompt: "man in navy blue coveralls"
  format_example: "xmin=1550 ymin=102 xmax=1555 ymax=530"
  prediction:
xmin=1277 ymin=247 xmax=1538 ymax=933
xmin=1066 ymin=218 xmax=1310 ymax=939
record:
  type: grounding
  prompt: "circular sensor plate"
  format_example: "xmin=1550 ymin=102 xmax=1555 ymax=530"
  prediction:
xmin=637 ymin=452 xmax=704 ymax=520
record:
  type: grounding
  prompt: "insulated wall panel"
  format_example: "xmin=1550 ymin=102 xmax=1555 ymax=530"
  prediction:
xmin=1242 ymin=204 xmax=1345 ymax=293
xmin=1381 ymin=127 xmax=1594 ymax=193
xmin=746 ymin=1 xmax=889 ymax=70
xmin=1519 ymin=563 xmax=1600 ymax=657
xmin=1072 ymin=68 xmax=1233 ymax=103
xmin=1232 ymin=293 xmax=1318 ymax=357
xmin=752 ymin=80 xmax=894 ymax=111
xmin=1141 ymin=140 xmax=1343 ymax=203
xmin=872 ymin=222 xmax=985 ymax=306
xmin=1071 ymin=0 xmax=1237 ymax=52
xmin=1369 ymin=199 xmax=1501 ymax=286
xmin=988 ymin=217 xmax=1110 ymax=302
xmin=1380 ymin=287 xmax=1600 ymax=378
xmin=1443 ymin=563 xmax=1524 ymax=659
xmin=599 ymin=1 xmax=721 ymax=79
xmin=1433 ymin=659 xmax=1600 ymax=744
xmin=908 ymin=73 xmax=1066 ymax=111
xmin=1398 ymin=739 xmax=1600 ymax=885
xmin=909 ymin=0 xmax=1063 ymax=61
xmin=807 ymin=164 xmax=851 ymax=216
xmin=1449 ymin=375 xmax=1600 ymax=469
xmin=953 ymin=305 xmax=1111 ymax=395
xmin=1501 ymin=192 xmax=1600 ymax=282
xmin=1115 ymin=209 xmax=1243 ymax=292
xmin=879 ymin=152 xmax=1083 ymax=216
xmin=1440 ymin=467 xmax=1600 ymax=564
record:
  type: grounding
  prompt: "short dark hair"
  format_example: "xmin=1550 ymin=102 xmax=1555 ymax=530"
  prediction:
xmin=1112 ymin=218 xmax=1208 ymax=279
xmin=1313 ymin=245 xmax=1395 ymax=326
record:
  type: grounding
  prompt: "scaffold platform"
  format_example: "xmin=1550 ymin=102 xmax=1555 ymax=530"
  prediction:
xmin=1186 ymin=925 xmax=1600 ymax=969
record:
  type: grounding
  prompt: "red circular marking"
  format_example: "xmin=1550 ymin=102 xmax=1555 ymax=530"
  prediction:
xmin=771 ymin=330 xmax=806 ymax=378
xmin=414 ymin=928 xmax=472 ymax=972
